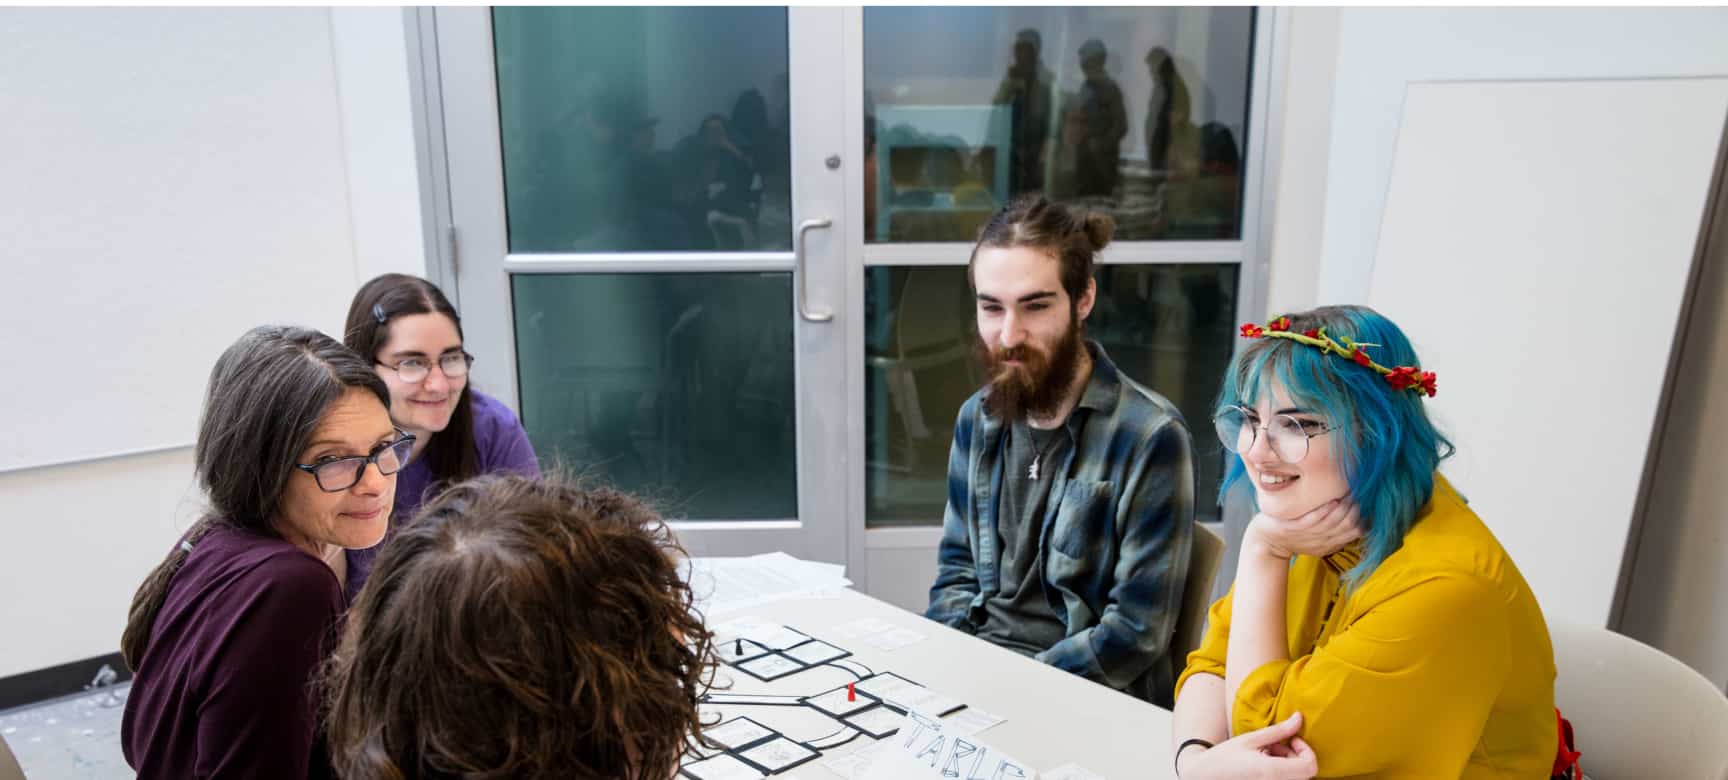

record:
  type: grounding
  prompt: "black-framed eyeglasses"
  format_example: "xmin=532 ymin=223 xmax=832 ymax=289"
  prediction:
xmin=1213 ymin=405 xmax=1332 ymax=464
xmin=294 ymin=432 xmax=416 ymax=492
xmin=377 ymin=352 xmax=473 ymax=384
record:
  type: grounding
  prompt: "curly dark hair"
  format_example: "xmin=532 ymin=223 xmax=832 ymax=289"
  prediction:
xmin=322 ymin=474 xmax=715 ymax=779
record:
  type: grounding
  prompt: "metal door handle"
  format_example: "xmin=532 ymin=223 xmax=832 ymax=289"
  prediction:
xmin=795 ymin=218 xmax=833 ymax=323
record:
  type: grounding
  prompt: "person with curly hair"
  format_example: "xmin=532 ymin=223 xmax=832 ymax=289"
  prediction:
xmin=322 ymin=474 xmax=714 ymax=780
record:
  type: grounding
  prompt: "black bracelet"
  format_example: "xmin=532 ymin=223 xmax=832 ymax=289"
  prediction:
xmin=1174 ymin=738 xmax=1215 ymax=778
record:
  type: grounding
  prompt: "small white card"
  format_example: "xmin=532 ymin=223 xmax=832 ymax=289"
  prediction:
xmin=785 ymin=639 xmax=847 ymax=665
xmin=681 ymin=753 xmax=767 ymax=780
xmin=844 ymin=705 xmax=905 ymax=738
xmin=830 ymin=616 xmax=896 ymax=639
xmin=737 ymin=653 xmax=804 ymax=680
xmin=738 ymin=737 xmax=818 ymax=772
xmin=863 ymin=626 xmax=927 ymax=652
xmin=806 ymin=686 xmax=876 ymax=718
xmin=706 ymin=718 xmax=774 ymax=749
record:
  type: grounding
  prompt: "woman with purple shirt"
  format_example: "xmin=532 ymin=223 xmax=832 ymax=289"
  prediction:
xmin=342 ymin=274 xmax=540 ymax=594
xmin=121 ymin=326 xmax=410 ymax=779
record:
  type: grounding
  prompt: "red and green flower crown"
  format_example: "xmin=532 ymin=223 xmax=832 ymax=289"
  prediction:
xmin=1239 ymin=316 xmax=1438 ymax=398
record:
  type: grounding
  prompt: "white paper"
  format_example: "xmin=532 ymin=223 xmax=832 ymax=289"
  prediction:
xmin=857 ymin=713 xmax=1038 ymax=780
xmin=888 ymin=686 xmax=964 ymax=718
xmin=706 ymin=718 xmax=774 ymax=749
xmin=864 ymin=626 xmax=927 ymax=651
xmin=820 ymin=741 xmax=884 ymax=779
xmin=738 ymin=737 xmax=817 ymax=771
xmin=786 ymin=640 xmax=846 ymax=665
xmin=806 ymin=687 xmax=875 ymax=717
xmin=1041 ymin=763 xmax=1106 ymax=780
xmin=940 ymin=707 xmax=1004 ymax=737
xmin=844 ymin=706 xmax=905 ymax=736
xmin=681 ymin=753 xmax=767 ymax=780
xmin=685 ymin=553 xmax=853 ymax=615
xmin=738 ymin=653 xmax=803 ymax=679
xmin=830 ymin=617 xmax=896 ymax=639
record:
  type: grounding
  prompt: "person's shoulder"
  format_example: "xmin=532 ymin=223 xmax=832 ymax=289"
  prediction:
xmin=1110 ymin=371 xmax=1187 ymax=436
xmin=1364 ymin=484 xmax=1525 ymax=604
xmin=195 ymin=527 xmax=343 ymax=612
xmin=467 ymin=390 xmax=526 ymax=432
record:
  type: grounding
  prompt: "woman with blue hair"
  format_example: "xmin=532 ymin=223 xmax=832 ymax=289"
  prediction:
xmin=1169 ymin=305 xmax=1566 ymax=779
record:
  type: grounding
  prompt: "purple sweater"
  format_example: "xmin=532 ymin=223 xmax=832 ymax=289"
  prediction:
xmin=122 ymin=525 xmax=343 ymax=780
xmin=344 ymin=390 xmax=539 ymax=595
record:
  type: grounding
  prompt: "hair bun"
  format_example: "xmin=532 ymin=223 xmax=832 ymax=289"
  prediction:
xmin=1082 ymin=212 xmax=1116 ymax=252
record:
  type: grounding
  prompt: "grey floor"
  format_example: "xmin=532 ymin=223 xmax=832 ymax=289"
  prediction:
xmin=0 ymin=684 xmax=132 ymax=779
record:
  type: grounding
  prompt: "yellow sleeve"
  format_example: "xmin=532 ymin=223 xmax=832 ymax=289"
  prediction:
xmin=1173 ymin=584 xmax=1234 ymax=700
xmin=1231 ymin=573 xmax=1510 ymax=777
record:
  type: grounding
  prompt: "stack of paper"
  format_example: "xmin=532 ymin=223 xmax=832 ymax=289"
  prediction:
xmin=683 ymin=552 xmax=851 ymax=615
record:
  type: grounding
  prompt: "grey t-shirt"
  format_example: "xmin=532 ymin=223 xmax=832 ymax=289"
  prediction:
xmin=975 ymin=418 xmax=1072 ymax=657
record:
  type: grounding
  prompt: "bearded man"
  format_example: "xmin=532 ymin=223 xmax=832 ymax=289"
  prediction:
xmin=925 ymin=195 xmax=1197 ymax=707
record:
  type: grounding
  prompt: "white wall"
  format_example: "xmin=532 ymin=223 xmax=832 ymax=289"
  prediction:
xmin=1263 ymin=7 xmax=1728 ymax=671
xmin=0 ymin=7 xmax=426 ymax=678
xmin=1315 ymin=7 xmax=1728 ymax=303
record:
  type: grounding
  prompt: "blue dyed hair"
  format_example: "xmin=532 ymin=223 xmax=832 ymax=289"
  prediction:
xmin=1216 ymin=305 xmax=1454 ymax=588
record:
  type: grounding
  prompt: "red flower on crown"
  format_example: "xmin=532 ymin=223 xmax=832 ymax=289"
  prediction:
xmin=1418 ymin=371 xmax=1438 ymax=397
xmin=1386 ymin=366 xmax=1419 ymax=391
xmin=1303 ymin=328 xmax=1321 ymax=339
xmin=1240 ymin=323 xmax=1264 ymax=338
xmin=1267 ymin=316 xmax=1291 ymax=332
xmin=1351 ymin=347 xmax=1372 ymax=367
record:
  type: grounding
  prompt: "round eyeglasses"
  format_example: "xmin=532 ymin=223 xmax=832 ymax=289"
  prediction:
xmin=294 ymin=433 xmax=416 ymax=492
xmin=377 ymin=352 xmax=473 ymax=384
xmin=1213 ymin=406 xmax=1332 ymax=464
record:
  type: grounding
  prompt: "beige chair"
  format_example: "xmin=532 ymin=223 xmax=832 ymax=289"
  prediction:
xmin=1550 ymin=620 xmax=1728 ymax=780
xmin=1171 ymin=522 xmax=1226 ymax=665
xmin=0 ymin=731 xmax=23 ymax=780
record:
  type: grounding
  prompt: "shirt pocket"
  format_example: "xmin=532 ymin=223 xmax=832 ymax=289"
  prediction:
xmin=1050 ymin=480 xmax=1116 ymax=561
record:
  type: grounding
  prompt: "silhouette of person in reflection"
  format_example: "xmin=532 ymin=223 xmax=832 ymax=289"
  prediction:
xmin=1074 ymin=39 xmax=1128 ymax=198
xmin=992 ymin=29 xmax=1056 ymax=194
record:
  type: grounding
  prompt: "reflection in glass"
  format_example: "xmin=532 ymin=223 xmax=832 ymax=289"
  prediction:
xmin=865 ymin=264 xmax=1238 ymax=527
xmin=493 ymin=7 xmax=792 ymax=253
xmin=513 ymin=274 xmax=797 ymax=520
xmin=864 ymin=7 xmax=1254 ymax=242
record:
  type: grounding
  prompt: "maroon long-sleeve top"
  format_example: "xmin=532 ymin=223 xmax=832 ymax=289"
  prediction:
xmin=122 ymin=524 xmax=343 ymax=779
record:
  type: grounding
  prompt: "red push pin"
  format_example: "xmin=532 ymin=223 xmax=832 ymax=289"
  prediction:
xmin=847 ymin=682 xmax=856 ymax=702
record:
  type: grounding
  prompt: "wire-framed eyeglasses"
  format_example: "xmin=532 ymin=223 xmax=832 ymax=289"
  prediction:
xmin=1213 ymin=405 xmax=1332 ymax=464
xmin=377 ymin=352 xmax=473 ymax=384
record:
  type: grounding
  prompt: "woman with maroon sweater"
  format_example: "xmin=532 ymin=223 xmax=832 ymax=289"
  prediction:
xmin=120 ymin=326 xmax=412 ymax=779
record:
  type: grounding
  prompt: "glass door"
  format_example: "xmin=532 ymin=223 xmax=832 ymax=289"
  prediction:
xmin=436 ymin=6 xmax=851 ymax=560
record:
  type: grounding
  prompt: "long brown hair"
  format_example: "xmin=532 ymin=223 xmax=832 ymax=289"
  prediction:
xmin=120 ymin=325 xmax=388 ymax=670
xmin=344 ymin=273 xmax=478 ymax=486
xmin=323 ymin=474 xmax=715 ymax=780
xmin=968 ymin=193 xmax=1115 ymax=305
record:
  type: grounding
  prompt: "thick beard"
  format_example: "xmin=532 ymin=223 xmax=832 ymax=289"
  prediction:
xmin=976 ymin=321 xmax=1084 ymax=421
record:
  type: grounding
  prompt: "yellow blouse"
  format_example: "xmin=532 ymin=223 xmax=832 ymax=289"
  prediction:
xmin=1176 ymin=474 xmax=1558 ymax=778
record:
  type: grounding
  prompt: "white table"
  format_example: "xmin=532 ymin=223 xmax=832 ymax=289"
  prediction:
xmin=696 ymin=588 xmax=1177 ymax=779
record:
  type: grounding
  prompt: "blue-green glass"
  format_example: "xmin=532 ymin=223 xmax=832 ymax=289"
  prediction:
xmin=493 ymin=7 xmax=791 ymax=252
xmin=865 ymin=263 xmax=1238 ymax=527
xmin=512 ymin=273 xmax=797 ymax=520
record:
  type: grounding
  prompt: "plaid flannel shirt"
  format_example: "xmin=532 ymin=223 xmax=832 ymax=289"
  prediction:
xmin=925 ymin=341 xmax=1195 ymax=705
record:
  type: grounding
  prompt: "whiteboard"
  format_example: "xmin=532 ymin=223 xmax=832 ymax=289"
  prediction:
xmin=1368 ymin=78 xmax=1728 ymax=625
xmin=0 ymin=9 xmax=362 ymax=472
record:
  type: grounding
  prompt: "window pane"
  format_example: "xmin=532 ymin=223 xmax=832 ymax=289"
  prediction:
xmin=865 ymin=264 xmax=1238 ymax=527
xmin=493 ymin=7 xmax=792 ymax=253
xmin=864 ymin=7 xmax=1254 ymax=242
xmin=513 ymin=273 xmax=797 ymax=520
